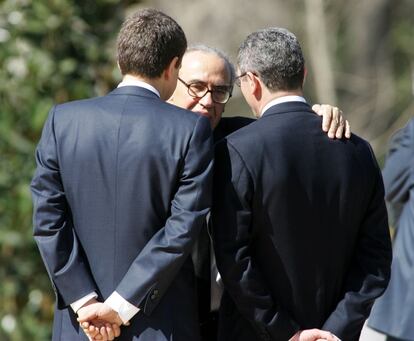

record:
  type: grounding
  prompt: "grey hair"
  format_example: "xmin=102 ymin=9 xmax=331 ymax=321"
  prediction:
xmin=237 ymin=27 xmax=305 ymax=91
xmin=185 ymin=44 xmax=236 ymax=86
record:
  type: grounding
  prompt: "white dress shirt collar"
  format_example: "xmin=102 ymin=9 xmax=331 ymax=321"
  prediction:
xmin=118 ymin=79 xmax=160 ymax=98
xmin=260 ymin=95 xmax=307 ymax=117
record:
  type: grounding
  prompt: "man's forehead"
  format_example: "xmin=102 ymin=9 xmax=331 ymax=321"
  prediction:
xmin=180 ymin=51 xmax=231 ymax=83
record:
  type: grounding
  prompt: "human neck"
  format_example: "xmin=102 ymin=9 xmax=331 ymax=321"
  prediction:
xmin=256 ymin=89 xmax=303 ymax=116
xmin=122 ymin=74 xmax=169 ymax=100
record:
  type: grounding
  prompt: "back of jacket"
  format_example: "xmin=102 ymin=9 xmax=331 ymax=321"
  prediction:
xmin=213 ymin=101 xmax=391 ymax=341
xmin=368 ymin=118 xmax=414 ymax=340
xmin=32 ymin=86 xmax=213 ymax=340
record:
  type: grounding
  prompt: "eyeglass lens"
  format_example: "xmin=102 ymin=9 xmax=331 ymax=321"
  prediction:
xmin=187 ymin=83 xmax=230 ymax=104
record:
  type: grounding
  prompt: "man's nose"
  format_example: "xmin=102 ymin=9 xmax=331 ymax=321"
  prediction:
xmin=199 ymin=90 xmax=214 ymax=107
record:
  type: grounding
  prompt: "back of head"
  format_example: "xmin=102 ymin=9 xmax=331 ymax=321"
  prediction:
xmin=117 ymin=8 xmax=187 ymax=78
xmin=237 ymin=27 xmax=305 ymax=91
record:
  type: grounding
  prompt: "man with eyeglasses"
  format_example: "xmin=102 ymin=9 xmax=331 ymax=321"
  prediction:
xmin=169 ymin=44 xmax=351 ymax=341
xmin=170 ymin=45 xmax=349 ymax=137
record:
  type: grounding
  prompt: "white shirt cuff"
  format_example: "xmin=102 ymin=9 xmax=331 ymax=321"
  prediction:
xmin=105 ymin=291 xmax=140 ymax=324
xmin=70 ymin=292 xmax=98 ymax=313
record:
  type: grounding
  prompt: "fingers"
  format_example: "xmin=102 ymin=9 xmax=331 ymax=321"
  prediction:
xmin=327 ymin=107 xmax=340 ymax=139
xmin=312 ymin=104 xmax=321 ymax=114
xmin=82 ymin=322 xmax=100 ymax=338
xmin=334 ymin=114 xmax=345 ymax=139
xmin=94 ymin=333 xmax=103 ymax=341
xmin=312 ymin=104 xmax=330 ymax=132
xmin=81 ymin=321 xmax=90 ymax=330
xmin=80 ymin=320 xmax=123 ymax=341
xmin=96 ymin=322 xmax=120 ymax=341
xmin=99 ymin=325 xmax=109 ymax=341
xmin=313 ymin=104 xmax=349 ymax=139
xmin=112 ymin=323 xmax=121 ymax=337
xmin=79 ymin=306 xmax=124 ymax=340
xmin=297 ymin=328 xmax=340 ymax=341
xmin=313 ymin=104 xmax=337 ymax=135
xmin=104 ymin=323 xmax=114 ymax=341
xmin=315 ymin=330 xmax=339 ymax=341
xmin=345 ymin=119 xmax=351 ymax=138
xmin=81 ymin=320 xmax=104 ymax=341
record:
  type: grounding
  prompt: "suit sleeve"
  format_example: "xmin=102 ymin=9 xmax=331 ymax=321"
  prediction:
xmin=322 ymin=151 xmax=392 ymax=341
xmin=382 ymin=119 xmax=414 ymax=204
xmin=114 ymin=115 xmax=213 ymax=316
xmin=212 ymin=140 xmax=300 ymax=341
xmin=31 ymin=107 xmax=97 ymax=308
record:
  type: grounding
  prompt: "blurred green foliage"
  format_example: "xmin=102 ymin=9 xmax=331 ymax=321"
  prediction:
xmin=0 ymin=0 xmax=133 ymax=339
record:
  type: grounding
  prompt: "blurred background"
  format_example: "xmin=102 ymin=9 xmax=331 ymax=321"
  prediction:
xmin=0 ymin=0 xmax=413 ymax=339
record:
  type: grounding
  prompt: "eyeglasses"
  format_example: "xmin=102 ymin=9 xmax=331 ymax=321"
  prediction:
xmin=234 ymin=72 xmax=248 ymax=87
xmin=178 ymin=77 xmax=232 ymax=104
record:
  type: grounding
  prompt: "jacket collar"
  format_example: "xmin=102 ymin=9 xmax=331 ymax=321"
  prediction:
xmin=262 ymin=101 xmax=313 ymax=118
xmin=108 ymin=85 xmax=160 ymax=99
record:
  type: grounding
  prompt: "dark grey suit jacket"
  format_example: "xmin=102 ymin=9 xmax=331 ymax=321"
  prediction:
xmin=368 ymin=118 xmax=414 ymax=340
xmin=212 ymin=101 xmax=392 ymax=341
xmin=31 ymin=86 xmax=213 ymax=340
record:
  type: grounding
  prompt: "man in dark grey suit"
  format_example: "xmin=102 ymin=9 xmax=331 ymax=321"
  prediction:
xmin=31 ymin=9 xmax=213 ymax=341
xmin=368 ymin=118 xmax=414 ymax=341
xmin=213 ymin=27 xmax=392 ymax=341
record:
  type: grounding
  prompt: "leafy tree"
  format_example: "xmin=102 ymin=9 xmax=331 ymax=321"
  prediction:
xmin=0 ymin=0 xmax=134 ymax=339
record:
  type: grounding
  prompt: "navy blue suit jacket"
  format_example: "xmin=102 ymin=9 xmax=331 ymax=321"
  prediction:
xmin=31 ymin=86 xmax=213 ymax=340
xmin=212 ymin=101 xmax=392 ymax=341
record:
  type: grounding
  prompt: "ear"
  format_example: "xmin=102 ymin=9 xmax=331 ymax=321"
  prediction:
xmin=302 ymin=66 xmax=307 ymax=87
xmin=164 ymin=56 xmax=180 ymax=81
xmin=117 ymin=60 xmax=123 ymax=76
xmin=248 ymin=72 xmax=262 ymax=99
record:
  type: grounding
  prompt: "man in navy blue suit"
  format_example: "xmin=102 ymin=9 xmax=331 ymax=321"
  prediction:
xmin=169 ymin=44 xmax=352 ymax=341
xmin=213 ymin=27 xmax=392 ymax=341
xmin=31 ymin=9 xmax=213 ymax=341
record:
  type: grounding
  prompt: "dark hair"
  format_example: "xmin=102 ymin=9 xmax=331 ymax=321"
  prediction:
xmin=117 ymin=8 xmax=187 ymax=78
xmin=237 ymin=27 xmax=305 ymax=91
